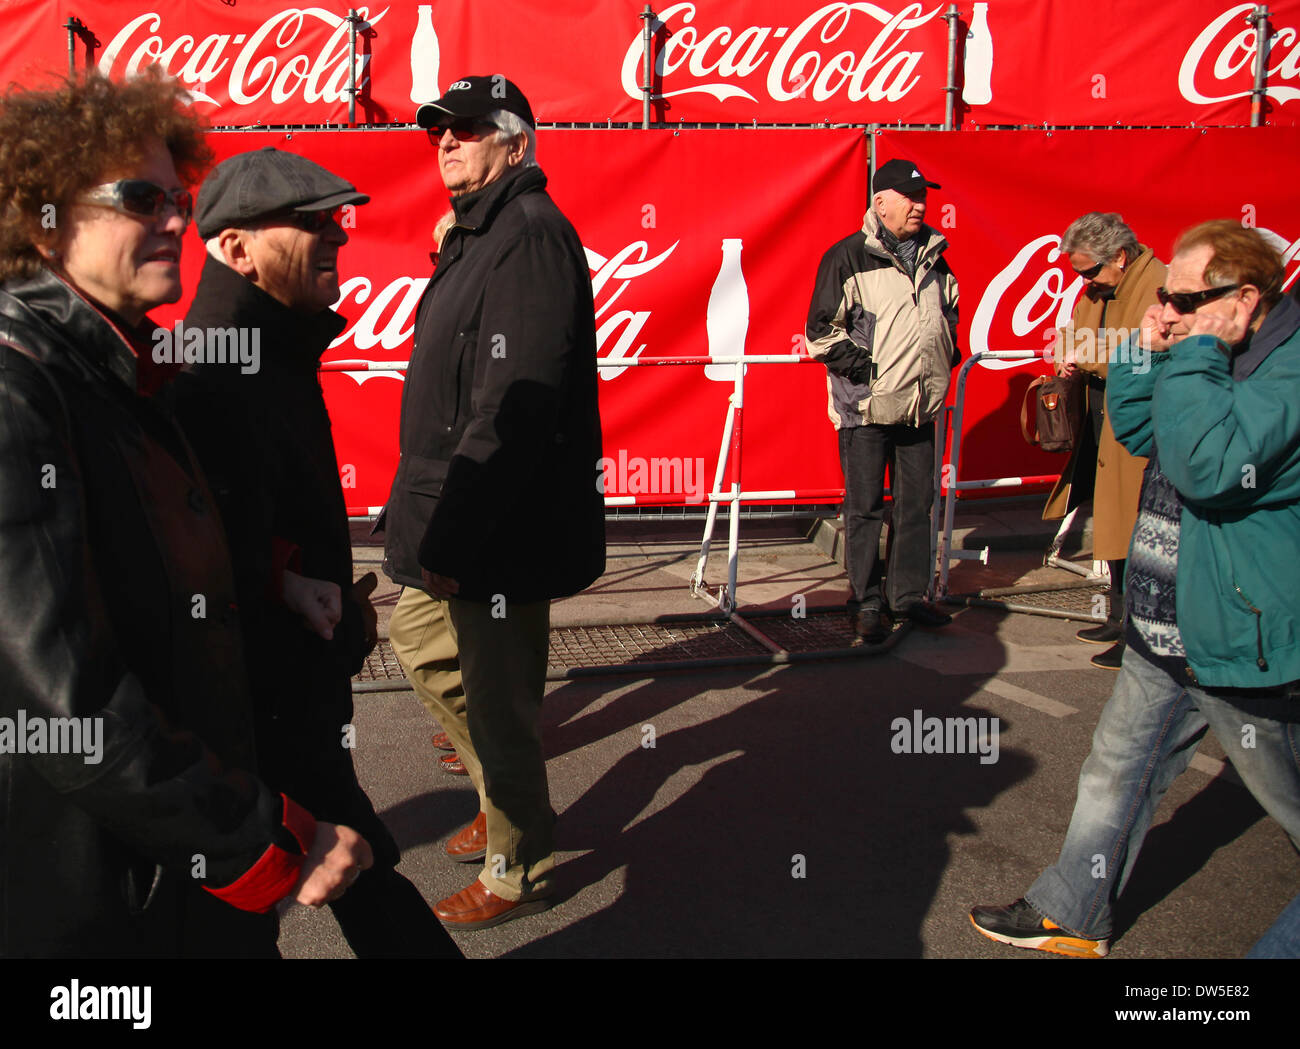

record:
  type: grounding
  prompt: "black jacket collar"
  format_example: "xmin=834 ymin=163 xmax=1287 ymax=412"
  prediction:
xmin=0 ymin=267 xmax=158 ymax=392
xmin=449 ymin=165 xmax=548 ymax=234
xmin=187 ymin=255 xmax=346 ymax=371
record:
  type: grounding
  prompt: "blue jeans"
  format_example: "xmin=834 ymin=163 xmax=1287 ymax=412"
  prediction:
xmin=1025 ymin=642 xmax=1300 ymax=940
xmin=1249 ymin=892 xmax=1300 ymax=958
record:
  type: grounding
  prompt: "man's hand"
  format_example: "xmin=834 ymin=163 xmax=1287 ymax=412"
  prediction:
xmin=282 ymin=569 xmax=342 ymax=640
xmin=293 ymin=822 xmax=373 ymax=908
xmin=1139 ymin=303 xmax=1174 ymax=354
xmin=421 ymin=568 xmax=460 ymax=599
xmin=1187 ymin=297 xmax=1251 ymax=348
xmin=351 ymin=571 xmax=379 ymax=650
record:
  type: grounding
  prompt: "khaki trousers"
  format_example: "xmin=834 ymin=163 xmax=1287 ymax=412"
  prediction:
xmin=389 ymin=587 xmax=554 ymax=899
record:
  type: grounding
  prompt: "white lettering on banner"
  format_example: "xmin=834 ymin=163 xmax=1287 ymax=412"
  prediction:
xmin=969 ymin=235 xmax=1082 ymax=371
xmin=1179 ymin=3 xmax=1300 ymax=106
xmin=327 ymin=240 xmax=678 ymax=386
xmin=620 ymin=2 xmax=941 ymax=105
xmin=97 ymin=7 xmax=391 ymax=109
xmin=586 ymin=240 xmax=679 ymax=380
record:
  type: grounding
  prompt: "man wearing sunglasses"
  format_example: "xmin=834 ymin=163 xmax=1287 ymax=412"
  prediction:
xmin=381 ymin=76 xmax=605 ymax=931
xmin=971 ymin=220 xmax=1300 ymax=958
xmin=174 ymin=148 xmax=463 ymax=958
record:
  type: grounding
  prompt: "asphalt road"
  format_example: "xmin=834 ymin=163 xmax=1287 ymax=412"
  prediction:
xmin=276 ymin=518 xmax=1298 ymax=962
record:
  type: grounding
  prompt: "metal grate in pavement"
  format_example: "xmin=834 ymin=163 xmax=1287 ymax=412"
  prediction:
xmin=746 ymin=611 xmax=855 ymax=650
xmin=946 ymin=583 xmax=1110 ymax=621
xmin=548 ymin=621 xmax=768 ymax=669
xmin=354 ymin=610 xmax=870 ymax=686
xmin=357 ymin=640 xmax=407 ymax=682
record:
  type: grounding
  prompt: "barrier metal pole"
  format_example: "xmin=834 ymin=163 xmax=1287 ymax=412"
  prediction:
xmin=938 ymin=350 xmax=1041 ymax=595
xmin=640 ymin=5 xmax=655 ymax=129
xmin=724 ymin=358 xmax=749 ymax=614
xmin=1248 ymin=5 xmax=1272 ymax=127
xmin=929 ymin=404 xmax=950 ymax=599
xmin=691 ymin=397 xmax=736 ymax=596
xmin=64 ymin=17 xmax=93 ymax=78
xmin=942 ymin=4 xmax=959 ymax=130
xmin=347 ymin=9 xmax=358 ymax=126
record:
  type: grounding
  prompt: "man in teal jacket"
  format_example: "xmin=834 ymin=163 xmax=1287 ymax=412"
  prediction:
xmin=970 ymin=220 xmax=1300 ymax=957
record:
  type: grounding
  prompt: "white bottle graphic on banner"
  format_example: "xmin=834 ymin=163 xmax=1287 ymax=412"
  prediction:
xmin=963 ymin=2 xmax=993 ymax=106
xmin=705 ymin=238 xmax=749 ymax=383
xmin=410 ymin=5 xmax=441 ymax=104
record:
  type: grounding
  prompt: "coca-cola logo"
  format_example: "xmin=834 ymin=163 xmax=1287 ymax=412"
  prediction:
xmin=621 ymin=2 xmax=942 ymax=105
xmin=969 ymin=235 xmax=1083 ymax=370
xmin=1179 ymin=3 xmax=1300 ymax=106
xmin=98 ymin=7 xmax=391 ymax=108
xmin=328 ymin=238 xmax=679 ymax=385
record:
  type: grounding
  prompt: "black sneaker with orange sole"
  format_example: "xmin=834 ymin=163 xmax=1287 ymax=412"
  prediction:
xmin=969 ymin=898 xmax=1109 ymax=957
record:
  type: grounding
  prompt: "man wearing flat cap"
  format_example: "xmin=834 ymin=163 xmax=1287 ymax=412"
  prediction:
xmin=175 ymin=147 xmax=462 ymax=957
xmin=805 ymin=158 xmax=960 ymax=644
xmin=381 ymin=75 xmax=605 ymax=930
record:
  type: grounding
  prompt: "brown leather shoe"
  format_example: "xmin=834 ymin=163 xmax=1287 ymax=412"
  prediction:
xmin=431 ymin=731 xmax=454 ymax=751
xmin=439 ymin=752 xmax=467 ymax=775
xmin=446 ymin=812 xmax=487 ymax=862
xmin=434 ymin=879 xmax=552 ymax=931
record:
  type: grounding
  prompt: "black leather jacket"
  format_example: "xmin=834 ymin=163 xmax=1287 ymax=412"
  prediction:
xmin=0 ymin=270 xmax=312 ymax=957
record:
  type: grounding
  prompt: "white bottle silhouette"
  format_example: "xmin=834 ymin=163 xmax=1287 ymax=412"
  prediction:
xmin=705 ymin=238 xmax=749 ymax=383
xmin=963 ymin=2 xmax=993 ymax=106
xmin=410 ymin=5 xmax=441 ymax=104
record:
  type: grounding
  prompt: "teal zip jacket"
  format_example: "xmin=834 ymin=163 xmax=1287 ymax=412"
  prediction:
xmin=1107 ymin=295 xmax=1300 ymax=689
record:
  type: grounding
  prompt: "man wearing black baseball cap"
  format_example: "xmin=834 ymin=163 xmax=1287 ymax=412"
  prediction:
xmin=804 ymin=158 xmax=959 ymax=644
xmin=176 ymin=148 xmax=463 ymax=958
xmin=383 ymin=76 xmax=605 ymax=931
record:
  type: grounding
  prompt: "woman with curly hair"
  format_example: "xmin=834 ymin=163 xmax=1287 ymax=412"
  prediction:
xmin=0 ymin=72 xmax=371 ymax=958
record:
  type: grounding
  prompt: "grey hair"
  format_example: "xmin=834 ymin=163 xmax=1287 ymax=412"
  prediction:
xmin=487 ymin=109 xmax=537 ymax=168
xmin=1060 ymin=212 xmax=1140 ymax=266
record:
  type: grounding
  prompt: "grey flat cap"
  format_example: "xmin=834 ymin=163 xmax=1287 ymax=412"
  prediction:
xmin=196 ymin=147 xmax=369 ymax=238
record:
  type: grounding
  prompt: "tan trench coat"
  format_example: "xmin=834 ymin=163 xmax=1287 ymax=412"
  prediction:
xmin=1042 ymin=246 xmax=1166 ymax=560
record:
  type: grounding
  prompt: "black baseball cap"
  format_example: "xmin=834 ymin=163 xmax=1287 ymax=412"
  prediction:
xmin=873 ymin=159 xmax=941 ymax=196
xmin=415 ymin=75 xmax=535 ymax=131
xmin=196 ymin=147 xmax=369 ymax=239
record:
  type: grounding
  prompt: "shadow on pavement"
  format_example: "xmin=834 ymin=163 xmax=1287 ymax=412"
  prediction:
xmin=506 ymin=635 xmax=1035 ymax=957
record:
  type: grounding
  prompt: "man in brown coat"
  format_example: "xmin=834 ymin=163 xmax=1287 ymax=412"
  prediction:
xmin=1043 ymin=213 xmax=1165 ymax=669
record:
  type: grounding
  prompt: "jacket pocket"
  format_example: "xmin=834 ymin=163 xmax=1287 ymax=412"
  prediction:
xmin=448 ymin=330 xmax=477 ymax=430
xmin=865 ymin=386 xmax=921 ymax=426
xmin=846 ymin=303 xmax=876 ymax=360
xmin=405 ymin=453 xmax=449 ymax=496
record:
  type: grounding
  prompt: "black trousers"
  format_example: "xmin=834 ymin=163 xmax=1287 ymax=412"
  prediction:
xmin=838 ymin=421 xmax=935 ymax=612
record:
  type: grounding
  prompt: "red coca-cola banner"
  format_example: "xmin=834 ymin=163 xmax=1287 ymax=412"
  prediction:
xmin=965 ymin=0 xmax=1300 ymax=127
xmin=1 ymin=1 xmax=1296 ymax=128
xmin=875 ymin=126 xmax=1300 ymax=490
xmin=152 ymin=128 xmax=870 ymax=511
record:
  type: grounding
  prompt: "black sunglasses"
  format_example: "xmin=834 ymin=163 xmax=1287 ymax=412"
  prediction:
xmin=262 ymin=207 xmax=342 ymax=233
xmin=79 ymin=179 xmax=193 ymax=223
xmin=427 ymin=118 xmax=497 ymax=142
xmin=1156 ymin=284 xmax=1239 ymax=314
xmin=1074 ymin=259 xmax=1105 ymax=280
